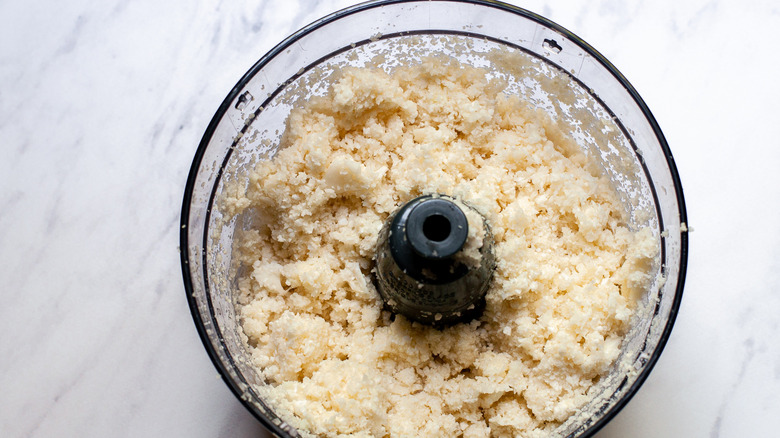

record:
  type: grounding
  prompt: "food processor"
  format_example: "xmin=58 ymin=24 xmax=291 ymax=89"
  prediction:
xmin=180 ymin=1 xmax=688 ymax=436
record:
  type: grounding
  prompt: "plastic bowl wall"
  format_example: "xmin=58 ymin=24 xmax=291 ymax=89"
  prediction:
xmin=180 ymin=1 xmax=687 ymax=437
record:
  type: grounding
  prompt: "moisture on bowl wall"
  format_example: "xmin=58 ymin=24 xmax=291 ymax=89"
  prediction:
xmin=224 ymin=56 xmax=659 ymax=438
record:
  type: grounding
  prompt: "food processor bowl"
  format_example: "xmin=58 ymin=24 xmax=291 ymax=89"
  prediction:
xmin=180 ymin=1 xmax=688 ymax=436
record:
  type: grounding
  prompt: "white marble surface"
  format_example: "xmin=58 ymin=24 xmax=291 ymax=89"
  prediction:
xmin=2 ymin=0 xmax=779 ymax=436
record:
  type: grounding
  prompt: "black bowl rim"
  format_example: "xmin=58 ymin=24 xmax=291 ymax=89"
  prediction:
xmin=179 ymin=0 xmax=689 ymax=436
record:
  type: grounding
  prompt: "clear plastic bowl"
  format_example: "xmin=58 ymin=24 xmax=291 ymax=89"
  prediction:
xmin=180 ymin=1 xmax=688 ymax=436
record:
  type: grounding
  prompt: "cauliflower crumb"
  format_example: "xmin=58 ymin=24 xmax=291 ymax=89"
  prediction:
xmin=231 ymin=58 xmax=658 ymax=437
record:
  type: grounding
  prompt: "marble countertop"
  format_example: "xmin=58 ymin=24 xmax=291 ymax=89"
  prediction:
xmin=2 ymin=0 xmax=779 ymax=436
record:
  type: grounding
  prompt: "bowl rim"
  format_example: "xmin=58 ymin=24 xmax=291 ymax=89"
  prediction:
xmin=180 ymin=0 xmax=689 ymax=436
